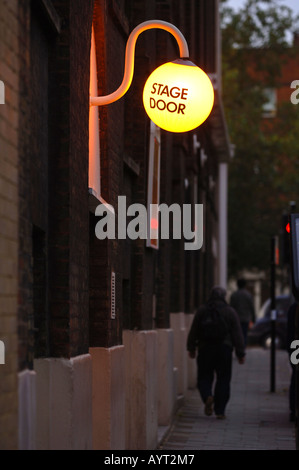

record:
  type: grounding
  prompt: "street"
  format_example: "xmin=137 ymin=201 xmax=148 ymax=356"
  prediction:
xmin=159 ymin=347 xmax=296 ymax=450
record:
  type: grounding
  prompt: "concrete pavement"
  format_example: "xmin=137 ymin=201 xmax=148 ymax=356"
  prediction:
xmin=159 ymin=347 xmax=296 ymax=450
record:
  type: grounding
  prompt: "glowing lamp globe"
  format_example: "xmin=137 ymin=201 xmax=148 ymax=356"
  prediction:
xmin=143 ymin=59 xmax=214 ymax=133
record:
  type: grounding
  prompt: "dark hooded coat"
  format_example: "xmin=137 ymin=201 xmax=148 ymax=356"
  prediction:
xmin=187 ymin=287 xmax=245 ymax=359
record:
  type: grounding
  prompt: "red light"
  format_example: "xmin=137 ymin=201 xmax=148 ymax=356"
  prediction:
xmin=286 ymin=222 xmax=290 ymax=233
xmin=151 ymin=218 xmax=159 ymax=230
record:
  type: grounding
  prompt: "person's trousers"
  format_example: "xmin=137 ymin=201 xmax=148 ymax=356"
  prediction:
xmin=196 ymin=343 xmax=233 ymax=415
xmin=240 ymin=322 xmax=249 ymax=346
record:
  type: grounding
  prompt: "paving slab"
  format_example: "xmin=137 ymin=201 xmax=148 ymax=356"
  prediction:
xmin=159 ymin=347 xmax=296 ymax=451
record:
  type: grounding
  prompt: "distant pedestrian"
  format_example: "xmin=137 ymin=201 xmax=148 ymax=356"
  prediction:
xmin=187 ymin=286 xmax=246 ymax=419
xmin=230 ymin=278 xmax=255 ymax=345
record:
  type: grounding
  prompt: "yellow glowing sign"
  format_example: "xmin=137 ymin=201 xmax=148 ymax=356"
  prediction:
xmin=143 ymin=59 xmax=214 ymax=133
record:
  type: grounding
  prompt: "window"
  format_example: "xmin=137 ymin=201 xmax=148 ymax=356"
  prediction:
xmin=262 ymin=88 xmax=277 ymax=118
xmin=146 ymin=121 xmax=161 ymax=249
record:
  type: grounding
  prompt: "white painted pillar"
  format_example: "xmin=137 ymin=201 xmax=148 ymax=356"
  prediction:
xmin=170 ymin=313 xmax=187 ymax=396
xmin=218 ymin=162 xmax=228 ymax=289
xmin=34 ymin=354 xmax=93 ymax=450
xmin=18 ymin=370 xmax=36 ymax=450
xmin=89 ymin=346 xmax=126 ymax=450
xmin=123 ymin=330 xmax=158 ymax=450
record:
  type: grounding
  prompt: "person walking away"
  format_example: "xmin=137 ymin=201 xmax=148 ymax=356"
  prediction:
xmin=230 ymin=278 xmax=255 ymax=345
xmin=187 ymin=286 xmax=245 ymax=419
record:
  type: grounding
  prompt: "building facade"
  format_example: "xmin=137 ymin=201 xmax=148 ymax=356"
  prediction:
xmin=0 ymin=0 xmax=231 ymax=450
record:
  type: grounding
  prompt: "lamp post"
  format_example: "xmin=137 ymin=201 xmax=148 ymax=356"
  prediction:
xmin=90 ymin=20 xmax=214 ymax=133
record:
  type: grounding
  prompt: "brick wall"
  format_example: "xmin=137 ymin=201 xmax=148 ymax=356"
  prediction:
xmin=0 ymin=0 xmax=19 ymax=451
xmin=17 ymin=0 xmax=94 ymax=364
xmin=48 ymin=0 xmax=93 ymax=357
xmin=89 ymin=0 xmax=126 ymax=347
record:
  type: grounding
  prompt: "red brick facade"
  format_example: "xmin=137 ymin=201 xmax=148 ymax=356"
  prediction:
xmin=0 ymin=0 xmax=230 ymax=449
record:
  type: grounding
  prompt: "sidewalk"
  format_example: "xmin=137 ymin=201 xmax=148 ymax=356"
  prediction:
xmin=159 ymin=347 xmax=296 ymax=450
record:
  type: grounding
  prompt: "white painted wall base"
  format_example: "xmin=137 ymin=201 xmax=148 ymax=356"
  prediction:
xmin=170 ymin=313 xmax=188 ymax=396
xmin=157 ymin=328 xmax=176 ymax=426
xmin=173 ymin=366 xmax=178 ymax=406
xmin=89 ymin=345 xmax=125 ymax=450
xmin=123 ymin=330 xmax=158 ymax=450
xmin=34 ymin=354 xmax=92 ymax=450
xmin=18 ymin=369 xmax=36 ymax=450
xmin=27 ymin=322 xmax=194 ymax=451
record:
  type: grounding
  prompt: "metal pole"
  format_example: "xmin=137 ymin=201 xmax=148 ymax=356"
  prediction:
xmin=270 ymin=236 xmax=276 ymax=393
xmin=295 ymin=304 xmax=299 ymax=450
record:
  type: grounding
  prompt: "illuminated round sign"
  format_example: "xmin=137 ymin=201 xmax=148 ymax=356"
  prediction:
xmin=143 ymin=59 xmax=214 ymax=133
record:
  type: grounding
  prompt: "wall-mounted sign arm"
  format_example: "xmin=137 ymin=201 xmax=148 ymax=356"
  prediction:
xmin=90 ymin=20 xmax=189 ymax=107
xmin=90 ymin=20 xmax=214 ymax=133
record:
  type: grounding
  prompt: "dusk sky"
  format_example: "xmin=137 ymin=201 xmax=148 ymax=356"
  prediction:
xmin=225 ymin=0 xmax=299 ymax=16
xmin=224 ymin=0 xmax=299 ymax=43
